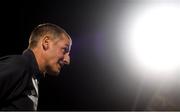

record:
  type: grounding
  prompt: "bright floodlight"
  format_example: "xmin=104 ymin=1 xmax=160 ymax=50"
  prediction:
xmin=128 ymin=4 xmax=180 ymax=75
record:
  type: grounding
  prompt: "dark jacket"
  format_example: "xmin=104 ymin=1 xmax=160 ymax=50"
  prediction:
xmin=0 ymin=49 xmax=42 ymax=110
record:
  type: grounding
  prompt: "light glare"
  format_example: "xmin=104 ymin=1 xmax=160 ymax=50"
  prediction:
xmin=128 ymin=4 xmax=180 ymax=75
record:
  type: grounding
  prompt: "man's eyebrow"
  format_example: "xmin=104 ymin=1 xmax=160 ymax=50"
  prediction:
xmin=65 ymin=43 xmax=70 ymax=46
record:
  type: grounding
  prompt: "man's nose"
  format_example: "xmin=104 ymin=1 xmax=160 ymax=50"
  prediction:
xmin=63 ymin=54 xmax=70 ymax=65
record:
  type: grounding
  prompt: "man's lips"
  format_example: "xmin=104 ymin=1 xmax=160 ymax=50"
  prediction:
xmin=58 ymin=61 xmax=64 ymax=67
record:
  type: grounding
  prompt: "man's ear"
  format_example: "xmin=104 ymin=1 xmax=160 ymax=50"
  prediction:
xmin=42 ymin=36 xmax=50 ymax=50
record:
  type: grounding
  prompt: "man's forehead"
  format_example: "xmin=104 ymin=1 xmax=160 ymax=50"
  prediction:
xmin=58 ymin=37 xmax=72 ymax=51
xmin=55 ymin=34 xmax=71 ymax=43
xmin=60 ymin=33 xmax=71 ymax=42
xmin=63 ymin=38 xmax=72 ymax=47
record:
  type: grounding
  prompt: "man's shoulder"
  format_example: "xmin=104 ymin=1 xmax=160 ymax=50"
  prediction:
xmin=0 ymin=54 xmax=29 ymax=68
xmin=0 ymin=54 xmax=32 ymax=82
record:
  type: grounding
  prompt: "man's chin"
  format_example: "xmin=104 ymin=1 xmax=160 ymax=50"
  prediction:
xmin=47 ymin=70 xmax=61 ymax=76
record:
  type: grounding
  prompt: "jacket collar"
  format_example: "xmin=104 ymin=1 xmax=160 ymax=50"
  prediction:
xmin=22 ymin=49 xmax=43 ymax=81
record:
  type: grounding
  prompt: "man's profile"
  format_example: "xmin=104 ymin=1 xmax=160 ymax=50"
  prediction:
xmin=0 ymin=23 xmax=72 ymax=110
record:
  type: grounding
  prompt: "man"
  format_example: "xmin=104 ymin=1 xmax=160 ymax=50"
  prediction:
xmin=0 ymin=23 xmax=72 ymax=110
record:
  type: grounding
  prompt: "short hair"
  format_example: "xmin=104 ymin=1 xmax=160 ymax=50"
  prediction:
xmin=28 ymin=23 xmax=70 ymax=49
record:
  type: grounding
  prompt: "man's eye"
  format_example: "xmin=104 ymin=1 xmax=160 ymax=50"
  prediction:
xmin=62 ymin=48 xmax=69 ymax=53
xmin=65 ymin=47 xmax=69 ymax=52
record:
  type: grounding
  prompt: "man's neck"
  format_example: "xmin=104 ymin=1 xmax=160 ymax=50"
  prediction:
xmin=31 ymin=48 xmax=46 ymax=77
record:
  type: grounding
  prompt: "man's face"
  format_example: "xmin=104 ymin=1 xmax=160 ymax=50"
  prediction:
xmin=45 ymin=34 xmax=72 ymax=75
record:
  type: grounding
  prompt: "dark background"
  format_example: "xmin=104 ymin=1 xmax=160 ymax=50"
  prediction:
xmin=0 ymin=0 xmax=180 ymax=111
